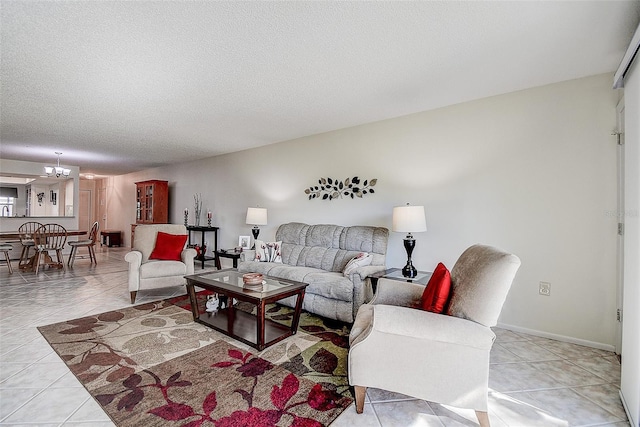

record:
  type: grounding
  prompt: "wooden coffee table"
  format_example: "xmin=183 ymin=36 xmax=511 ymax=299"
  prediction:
xmin=185 ymin=269 xmax=308 ymax=350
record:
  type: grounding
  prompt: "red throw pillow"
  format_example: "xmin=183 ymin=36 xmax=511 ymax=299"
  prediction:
xmin=420 ymin=262 xmax=452 ymax=313
xmin=149 ymin=232 xmax=188 ymax=261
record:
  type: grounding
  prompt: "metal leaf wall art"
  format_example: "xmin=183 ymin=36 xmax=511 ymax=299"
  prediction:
xmin=305 ymin=177 xmax=377 ymax=200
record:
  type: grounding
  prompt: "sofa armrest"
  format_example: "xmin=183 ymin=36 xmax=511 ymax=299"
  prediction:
xmin=240 ymin=249 xmax=255 ymax=262
xmin=371 ymin=305 xmax=495 ymax=349
xmin=347 ymin=264 xmax=387 ymax=281
xmin=346 ymin=265 xmax=388 ymax=321
xmin=370 ymin=277 xmax=425 ymax=308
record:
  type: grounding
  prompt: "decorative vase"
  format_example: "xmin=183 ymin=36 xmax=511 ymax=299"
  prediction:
xmin=193 ymin=193 xmax=202 ymax=227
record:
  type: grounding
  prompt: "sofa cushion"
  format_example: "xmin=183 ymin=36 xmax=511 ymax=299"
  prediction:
xmin=275 ymin=223 xmax=388 ymax=272
xmin=304 ymin=272 xmax=354 ymax=301
xmin=238 ymin=262 xmax=354 ymax=302
xmin=237 ymin=260 xmax=280 ymax=276
xmin=149 ymin=232 xmax=188 ymax=261
xmin=420 ymin=262 xmax=451 ymax=313
xmin=140 ymin=260 xmax=187 ymax=279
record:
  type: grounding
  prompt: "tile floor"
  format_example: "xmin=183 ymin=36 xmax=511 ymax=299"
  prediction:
xmin=0 ymin=246 xmax=630 ymax=426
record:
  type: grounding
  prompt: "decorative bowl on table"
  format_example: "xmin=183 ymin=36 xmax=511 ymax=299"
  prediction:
xmin=242 ymin=273 xmax=264 ymax=288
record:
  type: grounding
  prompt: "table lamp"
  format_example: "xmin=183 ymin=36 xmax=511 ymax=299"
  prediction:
xmin=246 ymin=207 xmax=268 ymax=244
xmin=392 ymin=203 xmax=427 ymax=278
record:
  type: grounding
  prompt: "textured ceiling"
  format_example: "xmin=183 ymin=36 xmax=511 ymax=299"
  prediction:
xmin=1 ymin=1 xmax=639 ymax=176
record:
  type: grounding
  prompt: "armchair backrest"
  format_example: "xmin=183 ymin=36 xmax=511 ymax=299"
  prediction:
xmin=134 ymin=224 xmax=188 ymax=263
xmin=447 ymin=244 xmax=521 ymax=327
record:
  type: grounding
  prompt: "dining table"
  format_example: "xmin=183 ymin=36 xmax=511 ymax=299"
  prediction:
xmin=0 ymin=229 xmax=88 ymax=270
xmin=0 ymin=230 xmax=88 ymax=239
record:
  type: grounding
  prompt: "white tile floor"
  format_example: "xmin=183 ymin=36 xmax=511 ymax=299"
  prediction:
xmin=0 ymin=246 xmax=630 ymax=426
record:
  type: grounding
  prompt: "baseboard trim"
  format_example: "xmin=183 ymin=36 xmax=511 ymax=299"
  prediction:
xmin=495 ymin=322 xmax=616 ymax=353
xmin=619 ymin=389 xmax=637 ymax=427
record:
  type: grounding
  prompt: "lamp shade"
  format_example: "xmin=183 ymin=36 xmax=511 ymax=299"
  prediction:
xmin=392 ymin=205 xmax=427 ymax=233
xmin=246 ymin=207 xmax=268 ymax=225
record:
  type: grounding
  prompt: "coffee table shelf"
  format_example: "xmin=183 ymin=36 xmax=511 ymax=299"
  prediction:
xmin=197 ymin=308 xmax=291 ymax=349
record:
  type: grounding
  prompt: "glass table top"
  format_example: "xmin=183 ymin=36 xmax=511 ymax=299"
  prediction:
xmin=196 ymin=270 xmax=303 ymax=295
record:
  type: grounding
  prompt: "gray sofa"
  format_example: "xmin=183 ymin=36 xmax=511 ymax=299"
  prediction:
xmin=238 ymin=222 xmax=389 ymax=323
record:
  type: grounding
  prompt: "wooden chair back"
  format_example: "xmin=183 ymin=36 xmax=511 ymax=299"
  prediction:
xmin=18 ymin=221 xmax=42 ymax=245
xmin=36 ymin=224 xmax=68 ymax=250
xmin=88 ymin=221 xmax=99 ymax=244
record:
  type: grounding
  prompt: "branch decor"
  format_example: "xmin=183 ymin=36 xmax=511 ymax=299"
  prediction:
xmin=305 ymin=177 xmax=377 ymax=200
xmin=193 ymin=193 xmax=203 ymax=226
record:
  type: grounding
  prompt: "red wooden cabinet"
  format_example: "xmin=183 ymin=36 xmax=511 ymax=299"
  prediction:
xmin=135 ymin=180 xmax=168 ymax=224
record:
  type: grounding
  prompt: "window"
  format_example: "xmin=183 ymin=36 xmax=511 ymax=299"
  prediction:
xmin=0 ymin=196 xmax=14 ymax=216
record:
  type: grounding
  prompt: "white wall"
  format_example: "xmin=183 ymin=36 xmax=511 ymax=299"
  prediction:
xmin=620 ymin=52 xmax=640 ymax=427
xmin=108 ymin=73 xmax=619 ymax=348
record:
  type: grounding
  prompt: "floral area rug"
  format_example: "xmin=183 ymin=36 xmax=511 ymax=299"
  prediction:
xmin=38 ymin=292 xmax=353 ymax=426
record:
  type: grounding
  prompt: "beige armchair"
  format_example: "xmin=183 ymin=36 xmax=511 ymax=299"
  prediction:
xmin=124 ymin=224 xmax=197 ymax=303
xmin=348 ymin=244 xmax=521 ymax=427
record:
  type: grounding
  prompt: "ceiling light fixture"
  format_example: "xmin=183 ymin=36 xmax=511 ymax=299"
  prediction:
xmin=44 ymin=152 xmax=71 ymax=178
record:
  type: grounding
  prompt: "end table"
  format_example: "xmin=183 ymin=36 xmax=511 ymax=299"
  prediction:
xmin=368 ymin=268 xmax=432 ymax=293
xmin=187 ymin=225 xmax=219 ymax=269
xmin=215 ymin=249 xmax=242 ymax=269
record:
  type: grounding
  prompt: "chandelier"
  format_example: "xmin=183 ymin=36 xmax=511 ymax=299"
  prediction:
xmin=44 ymin=152 xmax=71 ymax=178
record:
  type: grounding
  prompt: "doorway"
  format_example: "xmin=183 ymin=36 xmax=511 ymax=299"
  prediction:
xmin=79 ymin=189 xmax=92 ymax=233
xmin=615 ymin=98 xmax=625 ymax=355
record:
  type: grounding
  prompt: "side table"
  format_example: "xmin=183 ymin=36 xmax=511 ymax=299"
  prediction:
xmin=187 ymin=225 xmax=219 ymax=269
xmin=100 ymin=230 xmax=122 ymax=247
xmin=368 ymin=268 xmax=432 ymax=293
xmin=215 ymin=249 xmax=242 ymax=269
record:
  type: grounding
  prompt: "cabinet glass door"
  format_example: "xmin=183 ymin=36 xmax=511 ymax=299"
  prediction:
xmin=144 ymin=185 xmax=153 ymax=222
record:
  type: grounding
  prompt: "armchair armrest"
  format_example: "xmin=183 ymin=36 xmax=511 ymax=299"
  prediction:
xmin=371 ymin=305 xmax=495 ymax=349
xmin=370 ymin=277 xmax=425 ymax=308
xmin=124 ymin=250 xmax=142 ymax=292
xmin=124 ymin=250 xmax=142 ymax=268
xmin=181 ymin=247 xmax=197 ymax=262
xmin=182 ymin=247 xmax=197 ymax=275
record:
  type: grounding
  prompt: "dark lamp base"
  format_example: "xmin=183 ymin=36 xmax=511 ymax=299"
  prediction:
xmin=251 ymin=227 xmax=260 ymax=240
xmin=402 ymin=263 xmax=417 ymax=278
xmin=402 ymin=235 xmax=417 ymax=278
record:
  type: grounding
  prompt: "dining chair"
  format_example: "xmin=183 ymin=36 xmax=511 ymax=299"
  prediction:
xmin=68 ymin=221 xmax=99 ymax=267
xmin=18 ymin=221 xmax=42 ymax=270
xmin=34 ymin=224 xmax=67 ymax=274
xmin=0 ymin=244 xmax=13 ymax=274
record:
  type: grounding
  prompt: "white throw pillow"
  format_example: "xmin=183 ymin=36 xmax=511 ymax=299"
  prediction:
xmin=343 ymin=252 xmax=372 ymax=276
xmin=254 ymin=240 xmax=283 ymax=263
